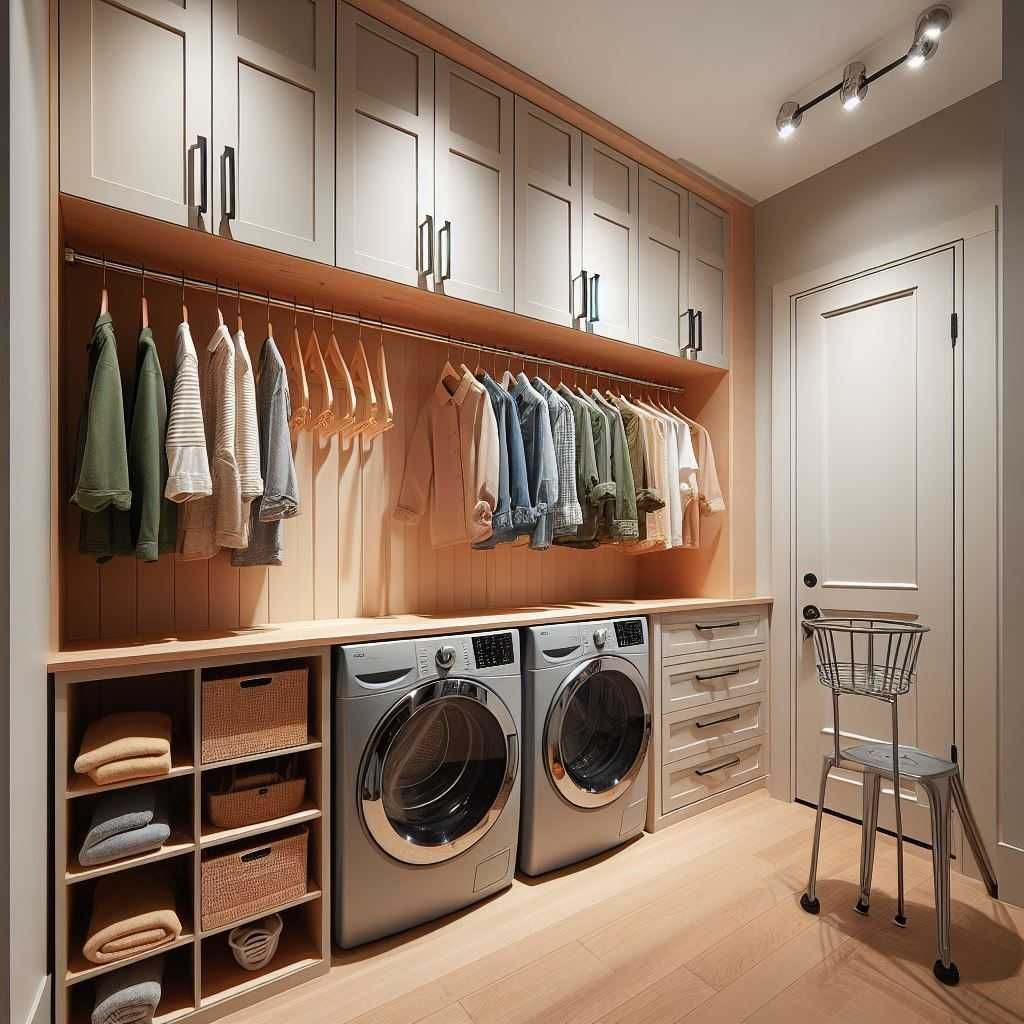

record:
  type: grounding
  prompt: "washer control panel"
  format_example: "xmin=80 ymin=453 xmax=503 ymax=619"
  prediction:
xmin=472 ymin=631 xmax=515 ymax=669
xmin=614 ymin=619 xmax=645 ymax=648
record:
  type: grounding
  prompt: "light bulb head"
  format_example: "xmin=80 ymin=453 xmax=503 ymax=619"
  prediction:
xmin=840 ymin=62 xmax=868 ymax=111
xmin=915 ymin=5 xmax=951 ymax=42
xmin=776 ymin=101 xmax=802 ymax=139
xmin=906 ymin=39 xmax=934 ymax=68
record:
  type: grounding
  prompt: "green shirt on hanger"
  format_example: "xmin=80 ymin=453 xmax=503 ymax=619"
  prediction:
xmin=129 ymin=328 xmax=176 ymax=561
xmin=72 ymin=312 xmax=133 ymax=562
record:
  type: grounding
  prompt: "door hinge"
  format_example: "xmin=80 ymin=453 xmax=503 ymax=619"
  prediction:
xmin=951 ymin=744 xmax=958 ymax=764
xmin=951 ymin=312 xmax=959 ymax=346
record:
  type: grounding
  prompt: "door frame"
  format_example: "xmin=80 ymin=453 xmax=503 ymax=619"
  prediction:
xmin=769 ymin=207 xmax=999 ymax=881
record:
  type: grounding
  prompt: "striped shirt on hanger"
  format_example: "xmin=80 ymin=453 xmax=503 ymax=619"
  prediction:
xmin=164 ymin=322 xmax=212 ymax=503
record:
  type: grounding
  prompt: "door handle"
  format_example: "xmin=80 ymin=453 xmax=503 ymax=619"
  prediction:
xmin=694 ymin=668 xmax=741 ymax=683
xmin=224 ymin=145 xmax=237 ymax=221
xmin=197 ymin=135 xmax=208 ymax=215
xmin=572 ymin=270 xmax=589 ymax=322
xmin=695 ymin=309 xmax=704 ymax=352
xmin=695 ymin=621 xmax=740 ymax=632
xmin=696 ymin=755 xmax=741 ymax=777
xmin=438 ymin=219 xmax=452 ymax=282
xmin=694 ymin=712 xmax=741 ymax=730
xmin=802 ymin=604 xmax=821 ymax=639
xmin=681 ymin=309 xmax=697 ymax=353
xmin=418 ymin=214 xmax=434 ymax=277
xmin=588 ymin=273 xmax=600 ymax=323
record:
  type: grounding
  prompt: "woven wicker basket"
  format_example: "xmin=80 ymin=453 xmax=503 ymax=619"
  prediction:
xmin=206 ymin=776 xmax=306 ymax=830
xmin=201 ymin=827 xmax=308 ymax=931
xmin=201 ymin=665 xmax=308 ymax=763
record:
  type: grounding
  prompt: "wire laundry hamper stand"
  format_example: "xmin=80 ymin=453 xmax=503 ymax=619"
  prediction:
xmin=799 ymin=617 xmax=998 ymax=986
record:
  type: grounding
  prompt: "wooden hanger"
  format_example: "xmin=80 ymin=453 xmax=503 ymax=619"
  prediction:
xmin=303 ymin=316 xmax=334 ymax=432
xmin=140 ymin=265 xmax=149 ymax=329
xmin=265 ymin=291 xmax=274 ymax=341
xmin=215 ymin=280 xmax=224 ymax=327
xmin=235 ymin=285 xmax=244 ymax=335
xmin=286 ymin=299 xmax=310 ymax=431
xmin=343 ymin=317 xmax=379 ymax=440
xmin=181 ymin=273 xmax=189 ymax=325
xmin=323 ymin=311 xmax=356 ymax=437
xmin=99 ymin=255 xmax=109 ymax=316
xmin=363 ymin=319 xmax=394 ymax=440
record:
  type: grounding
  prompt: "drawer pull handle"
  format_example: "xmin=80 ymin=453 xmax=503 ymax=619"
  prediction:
xmin=240 ymin=846 xmax=272 ymax=863
xmin=694 ymin=621 xmax=741 ymax=631
xmin=694 ymin=668 xmax=741 ymax=683
xmin=696 ymin=756 xmax=741 ymax=777
xmin=239 ymin=676 xmax=272 ymax=689
xmin=694 ymin=712 xmax=741 ymax=730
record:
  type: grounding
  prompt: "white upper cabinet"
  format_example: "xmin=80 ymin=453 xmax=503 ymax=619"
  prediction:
xmin=581 ymin=138 xmax=639 ymax=344
xmin=514 ymin=99 xmax=583 ymax=328
xmin=212 ymin=0 xmax=336 ymax=262
xmin=60 ymin=0 xmax=212 ymax=228
xmin=434 ymin=57 xmax=515 ymax=310
xmin=337 ymin=3 xmax=434 ymax=288
xmin=688 ymin=194 xmax=729 ymax=368
xmin=638 ymin=168 xmax=689 ymax=356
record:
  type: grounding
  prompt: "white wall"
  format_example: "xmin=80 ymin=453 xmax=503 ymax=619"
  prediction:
xmin=8 ymin=0 xmax=53 ymax=1019
xmin=999 ymin=0 xmax=1024 ymax=905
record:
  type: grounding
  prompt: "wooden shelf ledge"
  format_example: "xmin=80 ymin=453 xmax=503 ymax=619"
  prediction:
xmin=199 ymin=741 xmax=322 ymax=773
xmin=199 ymin=803 xmax=321 ymax=850
xmin=66 ymin=747 xmax=195 ymax=799
xmin=66 ymin=824 xmax=194 ymax=885
xmin=199 ymin=884 xmax=322 ymax=939
xmin=66 ymin=931 xmax=195 ymax=986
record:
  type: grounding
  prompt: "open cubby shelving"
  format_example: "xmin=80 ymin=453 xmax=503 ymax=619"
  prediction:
xmin=53 ymin=648 xmax=332 ymax=1024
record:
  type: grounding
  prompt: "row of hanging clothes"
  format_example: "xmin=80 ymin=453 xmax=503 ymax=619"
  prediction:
xmin=69 ymin=269 xmax=393 ymax=567
xmin=394 ymin=344 xmax=724 ymax=553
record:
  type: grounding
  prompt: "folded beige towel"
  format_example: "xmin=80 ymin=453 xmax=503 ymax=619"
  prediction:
xmin=88 ymin=753 xmax=173 ymax=786
xmin=84 ymin=871 xmax=182 ymax=965
xmin=75 ymin=712 xmax=172 ymax=776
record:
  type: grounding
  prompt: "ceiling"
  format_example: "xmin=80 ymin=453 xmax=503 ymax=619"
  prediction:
xmin=406 ymin=0 xmax=1002 ymax=202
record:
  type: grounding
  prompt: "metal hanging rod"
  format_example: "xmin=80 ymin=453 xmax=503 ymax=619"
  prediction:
xmin=63 ymin=247 xmax=685 ymax=395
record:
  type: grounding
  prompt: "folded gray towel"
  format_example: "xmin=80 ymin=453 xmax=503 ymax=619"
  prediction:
xmin=91 ymin=956 xmax=163 ymax=1024
xmin=80 ymin=788 xmax=170 ymax=867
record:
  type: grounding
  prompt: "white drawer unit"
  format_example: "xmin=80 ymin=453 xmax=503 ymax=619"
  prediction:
xmin=661 ymin=606 xmax=767 ymax=662
xmin=661 ymin=740 xmax=766 ymax=816
xmin=662 ymin=695 xmax=766 ymax=767
xmin=662 ymin=650 xmax=767 ymax=715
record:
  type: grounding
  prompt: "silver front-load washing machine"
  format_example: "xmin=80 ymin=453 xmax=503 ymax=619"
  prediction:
xmin=520 ymin=617 xmax=651 ymax=876
xmin=333 ymin=630 xmax=521 ymax=948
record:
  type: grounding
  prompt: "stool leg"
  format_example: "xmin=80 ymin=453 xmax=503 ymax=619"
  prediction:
xmin=924 ymin=776 xmax=959 ymax=986
xmin=950 ymin=770 xmax=999 ymax=899
xmin=890 ymin=701 xmax=907 ymax=927
xmin=855 ymin=772 xmax=882 ymax=915
xmin=801 ymin=755 xmax=834 ymax=915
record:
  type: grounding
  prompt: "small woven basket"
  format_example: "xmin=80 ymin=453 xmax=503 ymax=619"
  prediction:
xmin=206 ymin=776 xmax=306 ymax=830
xmin=228 ymin=913 xmax=284 ymax=971
xmin=201 ymin=665 xmax=308 ymax=763
xmin=201 ymin=827 xmax=308 ymax=931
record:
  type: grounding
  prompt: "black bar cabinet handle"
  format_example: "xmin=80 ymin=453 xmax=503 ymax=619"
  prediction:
xmin=694 ymin=712 xmax=741 ymax=730
xmin=225 ymin=145 xmax=237 ymax=220
xmin=439 ymin=219 xmax=452 ymax=282
xmin=588 ymin=273 xmax=600 ymax=323
xmin=695 ymin=756 xmax=741 ymax=777
xmin=694 ymin=668 xmax=741 ymax=683
xmin=694 ymin=621 xmax=740 ymax=632
xmin=573 ymin=270 xmax=589 ymax=322
xmin=197 ymin=135 xmax=208 ymax=214
xmin=695 ymin=309 xmax=704 ymax=352
xmin=418 ymin=214 xmax=434 ymax=277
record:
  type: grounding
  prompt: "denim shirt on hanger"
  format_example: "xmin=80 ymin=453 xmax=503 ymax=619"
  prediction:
xmin=506 ymin=372 xmax=558 ymax=550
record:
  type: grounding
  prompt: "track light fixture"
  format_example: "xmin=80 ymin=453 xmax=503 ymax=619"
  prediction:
xmin=775 ymin=3 xmax=951 ymax=139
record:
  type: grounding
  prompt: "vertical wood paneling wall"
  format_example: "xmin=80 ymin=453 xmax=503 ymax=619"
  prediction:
xmin=56 ymin=268 xmax=735 ymax=645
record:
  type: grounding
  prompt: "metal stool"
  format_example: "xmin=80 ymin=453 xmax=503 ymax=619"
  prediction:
xmin=799 ymin=618 xmax=998 ymax=987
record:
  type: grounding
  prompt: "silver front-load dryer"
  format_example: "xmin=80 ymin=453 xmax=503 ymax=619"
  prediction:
xmin=520 ymin=617 xmax=651 ymax=876
xmin=333 ymin=630 xmax=521 ymax=948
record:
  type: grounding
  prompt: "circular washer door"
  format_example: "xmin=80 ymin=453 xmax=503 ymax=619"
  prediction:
xmin=361 ymin=679 xmax=519 ymax=865
xmin=545 ymin=655 xmax=651 ymax=809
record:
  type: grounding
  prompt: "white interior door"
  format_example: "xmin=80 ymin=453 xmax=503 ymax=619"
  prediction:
xmin=434 ymin=57 xmax=514 ymax=310
xmin=688 ymin=196 xmax=728 ymax=368
xmin=582 ymin=137 xmax=639 ymax=343
xmin=514 ymin=98 xmax=582 ymax=327
xmin=212 ymin=0 xmax=335 ymax=262
xmin=337 ymin=3 xmax=434 ymax=287
xmin=794 ymin=247 xmax=957 ymax=842
xmin=59 ymin=0 xmax=212 ymax=228
xmin=638 ymin=168 xmax=689 ymax=355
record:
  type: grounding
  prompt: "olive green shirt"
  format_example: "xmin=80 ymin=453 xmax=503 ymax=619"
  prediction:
xmin=72 ymin=313 xmax=133 ymax=561
xmin=611 ymin=395 xmax=665 ymax=541
xmin=554 ymin=384 xmax=600 ymax=547
xmin=129 ymin=329 xmax=177 ymax=561
xmin=592 ymin=392 xmax=639 ymax=542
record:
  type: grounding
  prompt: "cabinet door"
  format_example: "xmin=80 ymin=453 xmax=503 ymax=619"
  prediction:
xmin=638 ymin=168 xmax=689 ymax=355
xmin=582 ymin=137 xmax=639 ymax=343
xmin=434 ymin=57 xmax=514 ymax=310
xmin=514 ymin=99 xmax=582 ymax=328
xmin=337 ymin=3 xmax=434 ymax=287
xmin=60 ymin=0 xmax=212 ymax=228
xmin=212 ymin=0 xmax=335 ymax=262
xmin=689 ymin=195 xmax=729 ymax=368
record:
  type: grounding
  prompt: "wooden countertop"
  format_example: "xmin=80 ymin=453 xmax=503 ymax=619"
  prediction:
xmin=49 ymin=596 xmax=773 ymax=674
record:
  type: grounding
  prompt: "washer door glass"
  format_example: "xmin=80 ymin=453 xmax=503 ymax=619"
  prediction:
xmin=362 ymin=681 xmax=518 ymax=865
xmin=547 ymin=658 xmax=650 ymax=808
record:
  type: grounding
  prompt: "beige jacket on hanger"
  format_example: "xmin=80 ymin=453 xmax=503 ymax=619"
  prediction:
xmin=395 ymin=366 xmax=500 ymax=548
xmin=677 ymin=413 xmax=725 ymax=547
xmin=178 ymin=324 xmax=246 ymax=558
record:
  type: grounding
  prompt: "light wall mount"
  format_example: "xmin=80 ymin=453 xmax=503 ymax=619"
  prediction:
xmin=775 ymin=4 xmax=951 ymax=138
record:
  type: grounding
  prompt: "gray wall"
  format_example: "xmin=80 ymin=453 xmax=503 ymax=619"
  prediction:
xmin=754 ymin=82 xmax=1004 ymax=588
xmin=8 ymin=0 xmax=52 ymax=1020
xmin=1001 ymin=1 xmax=1024 ymax=890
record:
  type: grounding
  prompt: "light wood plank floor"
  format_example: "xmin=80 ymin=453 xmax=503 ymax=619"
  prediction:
xmin=223 ymin=791 xmax=1024 ymax=1024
